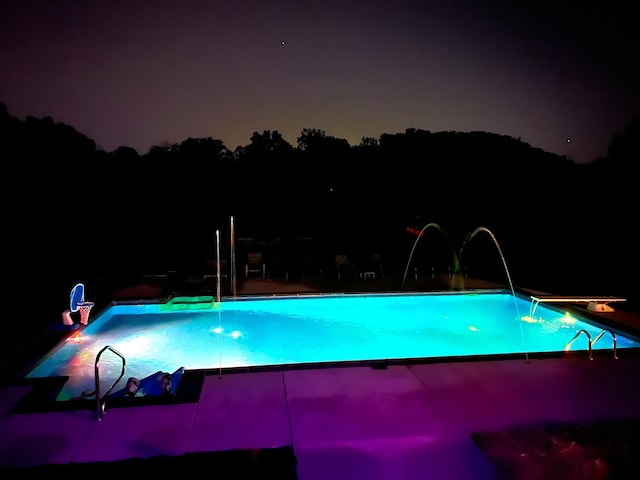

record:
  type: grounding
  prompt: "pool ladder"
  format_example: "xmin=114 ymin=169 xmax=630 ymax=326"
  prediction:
xmin=564 ymin=329 xmax=617 ymax=360
xmin=94 ymin=345 xmax=127 ymax=421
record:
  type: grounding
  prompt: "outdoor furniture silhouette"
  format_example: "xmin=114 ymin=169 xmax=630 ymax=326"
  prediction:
xmin=245 ymin=251 xmax=266 ymax=279
xmin=335 ymin=254 xmax=358 ymax=280
xmin=267 ymin=251 xmax=289 ymax=281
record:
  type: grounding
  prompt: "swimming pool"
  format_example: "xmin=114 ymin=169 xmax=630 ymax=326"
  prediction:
xmin=26 ymin=290 xmax=640 ymax=401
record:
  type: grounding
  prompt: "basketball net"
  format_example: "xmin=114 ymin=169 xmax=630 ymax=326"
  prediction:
xmin=78 ymin=302 xmax=95 ymax=325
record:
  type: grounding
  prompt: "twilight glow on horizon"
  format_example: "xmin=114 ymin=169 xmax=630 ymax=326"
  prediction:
xmin=1 ymin=0 xmax=638 ymax=163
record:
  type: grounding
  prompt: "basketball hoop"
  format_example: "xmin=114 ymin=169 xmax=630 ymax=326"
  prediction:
xmin=78 ymin=301 xmax=95 ymax=325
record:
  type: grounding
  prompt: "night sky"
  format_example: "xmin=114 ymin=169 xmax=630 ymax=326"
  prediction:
xmin=1 ymin=0 xmax=638 ymax=163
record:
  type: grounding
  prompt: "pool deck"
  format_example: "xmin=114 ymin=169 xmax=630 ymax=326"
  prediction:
xmin=2 ymin=279 xmax=640 ymax=478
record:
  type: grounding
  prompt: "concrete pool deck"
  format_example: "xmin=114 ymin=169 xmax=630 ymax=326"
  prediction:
xmin=1 ymin=278 xmax=639 ymax=478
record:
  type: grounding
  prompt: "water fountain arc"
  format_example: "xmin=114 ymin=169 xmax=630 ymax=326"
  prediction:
xmin=458 ymin=226 xmax=516 ymax=297
xmin=403 ymin=223 xmax=529 ymax=361
xmin=401 ymin=223 xmax=460 ymax=289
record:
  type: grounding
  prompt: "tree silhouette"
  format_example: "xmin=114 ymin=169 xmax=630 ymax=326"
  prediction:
xmin=2 ymin=100 xmax=639 ymax=327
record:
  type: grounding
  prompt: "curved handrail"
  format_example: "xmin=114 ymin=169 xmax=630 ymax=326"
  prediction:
xmin=94 ymin=345 xmax=126 ymax=421
xmin=592 ymin=329 xmax=618 ymax=359
xmin=565 ymin=329 xmax=593 ymax=360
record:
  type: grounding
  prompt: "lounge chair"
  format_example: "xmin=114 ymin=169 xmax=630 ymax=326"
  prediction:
xmin=110 ymin=367 xmax=185 ymax=398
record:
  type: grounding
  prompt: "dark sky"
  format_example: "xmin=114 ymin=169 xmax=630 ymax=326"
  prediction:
xmin=1 ymin=0 xmax=638 ymax=163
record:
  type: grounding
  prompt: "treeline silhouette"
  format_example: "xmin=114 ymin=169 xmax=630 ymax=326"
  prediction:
xmin=2 ymin=102 xmax=638 ymax=325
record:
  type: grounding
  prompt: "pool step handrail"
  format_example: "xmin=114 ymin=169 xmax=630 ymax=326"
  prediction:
xmin=94 ymin=345 xmax=127 ymax=421
xmin=592 ymin=329 xmax=618 ymax=359
xmin=565 ymin=329 xmax=593 ymax=360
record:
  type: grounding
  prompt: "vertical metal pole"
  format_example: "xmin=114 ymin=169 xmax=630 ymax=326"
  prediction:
xmin=230 ymin=216 xmax=236 ymax=297
xmin=94 ymin=360 xmax=102 ymax=420
xmin=215 ymin=229 xmax=221 ymax=303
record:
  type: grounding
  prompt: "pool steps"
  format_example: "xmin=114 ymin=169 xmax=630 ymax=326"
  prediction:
xmin=565 ymin=329 xmax=617 ymax=360
xmin=94 ymin=345 xmax=127 ymax=420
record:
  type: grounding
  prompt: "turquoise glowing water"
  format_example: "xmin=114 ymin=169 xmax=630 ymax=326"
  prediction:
xmin=26 ymin=291 xmax=640 ymax=400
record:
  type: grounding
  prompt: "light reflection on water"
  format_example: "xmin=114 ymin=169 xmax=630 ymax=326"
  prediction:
xmin=26 ymin=292 xmax=640 ymax=400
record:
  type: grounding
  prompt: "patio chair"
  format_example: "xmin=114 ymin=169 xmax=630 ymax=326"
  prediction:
xmin=203 ymin=258 xmax=229 ymax=280
xmin=245 ymin=251 xmax=266 ymax=279
xmin=268 ymin=251 xmax=289 ymax=281
xmin=299 ymin=251 xmax=323 ymax=280
xmin=335 ymin=254 xmax=358 ymax=280
xmin=358 ymin=253 xmax=385 ymax=280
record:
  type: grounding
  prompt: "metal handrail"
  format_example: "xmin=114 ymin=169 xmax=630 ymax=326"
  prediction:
xmin=565 ymin=329 xmax=593 ymax=360
xmin=94 ymin=345 xmax=126 ymax=421
xmin=592 ymin=329 xmax=618 ymax=359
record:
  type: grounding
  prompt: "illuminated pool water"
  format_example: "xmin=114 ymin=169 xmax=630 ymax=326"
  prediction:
xmin=26 ymin=291 xmax=640 ymax=400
